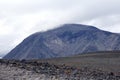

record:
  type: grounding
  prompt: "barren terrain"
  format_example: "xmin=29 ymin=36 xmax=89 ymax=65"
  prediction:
xmin=0 ymin=51 xmax=120 ymax=80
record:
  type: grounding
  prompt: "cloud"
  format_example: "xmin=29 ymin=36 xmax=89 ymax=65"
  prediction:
xmin=0 ymin=0 xmax=120 ymax=56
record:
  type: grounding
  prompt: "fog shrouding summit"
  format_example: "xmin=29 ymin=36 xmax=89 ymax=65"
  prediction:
xmin=0 ymin=0 xmax=120 ymax=56
xmin=3 ymin=24 xmax=120 ymax=60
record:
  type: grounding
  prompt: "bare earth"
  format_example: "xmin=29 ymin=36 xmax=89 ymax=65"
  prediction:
xmin=0 ymin=51 xmax=120 ymax=80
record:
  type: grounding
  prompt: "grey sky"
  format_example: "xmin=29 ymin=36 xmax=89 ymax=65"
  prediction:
xmin=0 ymin=0 xmax=120 ymax=56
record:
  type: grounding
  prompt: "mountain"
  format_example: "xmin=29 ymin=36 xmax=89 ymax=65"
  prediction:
xmin=3 ymin=24 xmax=120 ymax=60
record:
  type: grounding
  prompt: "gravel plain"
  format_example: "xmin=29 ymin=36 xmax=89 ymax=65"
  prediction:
xmin=0 ymin=59 xmax=120 ymax=80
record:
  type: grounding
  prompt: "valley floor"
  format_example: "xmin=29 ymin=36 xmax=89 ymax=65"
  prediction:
xmin=0 ymin=59 xmax=120 ymax=80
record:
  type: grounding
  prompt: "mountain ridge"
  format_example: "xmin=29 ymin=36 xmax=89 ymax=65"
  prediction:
xmin=3 ymin=24 xmax=120 ymax=60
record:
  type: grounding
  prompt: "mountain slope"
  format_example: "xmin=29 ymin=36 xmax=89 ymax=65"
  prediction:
xmin=3 ymin=24 xmax=120 ymax=60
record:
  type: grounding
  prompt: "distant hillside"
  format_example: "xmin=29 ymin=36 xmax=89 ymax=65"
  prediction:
xmin=38 ymin=51 xmax=120 ymax=72
xmin=3 ymin=24 xmax=120 ymax=60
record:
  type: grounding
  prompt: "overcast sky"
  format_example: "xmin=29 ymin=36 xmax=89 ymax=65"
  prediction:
xmin=0 ymin=0 xmax=120 ymax=56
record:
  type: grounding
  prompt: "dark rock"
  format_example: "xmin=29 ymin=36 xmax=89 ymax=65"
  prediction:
xmin=3 ymin=24 xmax=120 ymax=60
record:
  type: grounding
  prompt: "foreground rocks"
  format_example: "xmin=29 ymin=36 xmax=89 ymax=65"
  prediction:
xmin=0 ymin=59 xmax=120 ymax=80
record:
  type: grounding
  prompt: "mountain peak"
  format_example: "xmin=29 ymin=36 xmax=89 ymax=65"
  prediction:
xmin=57 ymin=23 xmax=99 ymax=31
xmin=3 ymin=24 xmax=120 ymax=60
xmin=45 ymin=24 xmax=99 ymax=35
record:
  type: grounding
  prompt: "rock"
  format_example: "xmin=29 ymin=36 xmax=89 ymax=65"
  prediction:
xmin=3 ymin=24 xmax=120 ymax=60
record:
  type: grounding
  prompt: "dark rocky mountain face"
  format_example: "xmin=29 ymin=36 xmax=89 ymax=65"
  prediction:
xmin=3 ymin=24 xmax=120 ymax=60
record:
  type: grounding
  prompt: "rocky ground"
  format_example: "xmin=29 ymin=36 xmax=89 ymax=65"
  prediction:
xmin=0 ymin=59 xmax=120 ymax=80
